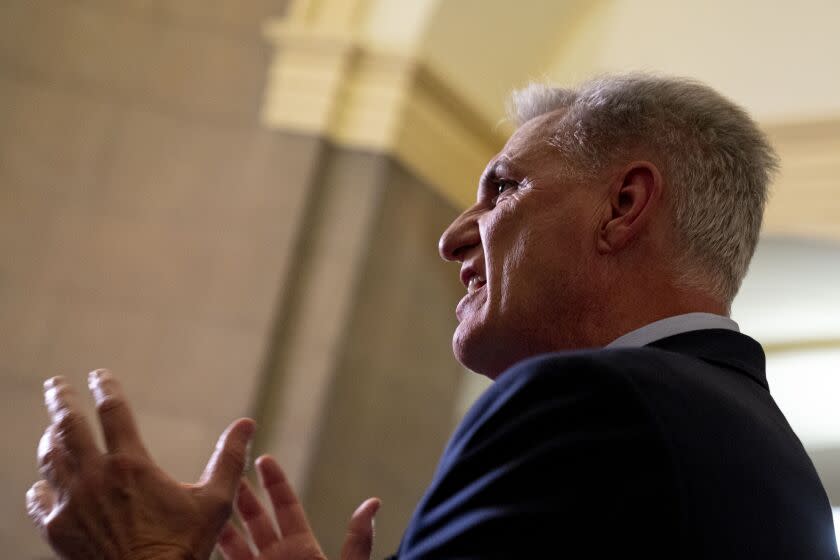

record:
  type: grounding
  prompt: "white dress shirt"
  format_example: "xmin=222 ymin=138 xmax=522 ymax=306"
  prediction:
xmin=605 ymin=312 xmax=740 ymax=349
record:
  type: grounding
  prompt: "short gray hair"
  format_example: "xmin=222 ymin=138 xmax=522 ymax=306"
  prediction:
xmin=507 ymin=73 xmax=779 ymax=305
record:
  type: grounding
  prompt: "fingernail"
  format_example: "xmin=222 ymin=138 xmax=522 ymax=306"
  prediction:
xmin=43 ymin=381 xmax=67 ymax=415
xmin=88 ymin=369 xmax=112 ymax=401
xmin=244 ymin=448 xmax=254 ymax=473
xmin=43 ymin=376 xmax=62 ymax=391
xmin=87 ymin=368 xmax=110 ymax=386
xmin=245 ymin=433 xmax=256 ymax=469
xmin=25 ymin=488 xmax=40 ymax=514
xmin=27 ymin=480 xmax=49 ymax=504
xmin=354 ymin=498 xmax=380 ymax=517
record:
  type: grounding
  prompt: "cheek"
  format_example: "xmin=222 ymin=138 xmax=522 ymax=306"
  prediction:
xmin=480 ymin=204 xmax=527 ymax=259
xmin=493 ymin=214 xmax=587 ymax=299
xmin=482 ymin=217 xmax=540 ymax=308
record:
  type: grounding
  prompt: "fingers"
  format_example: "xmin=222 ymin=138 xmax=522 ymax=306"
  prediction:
xmin=88 ymin=369 xmax=148 ymax=456
xmin=26 ymin=480 xmax=57 ymax=529
xmin=235 ymin=479 xmax=279 ymax=551
xmin=255 ymin=455 xmax=313 ymax=537
xmin=200 ymin=418 xmax=256 ymax=500
xmin=37 ymin=425 xmax=75 ymax=489
xmin=40 ymin=371 xmax=146 ymax=484
xmin=217 ymin=522 xmax=254 ymax=560
xmin=43 ymin=377 xmax=99 ymax=460
xmin=340 ymin=498 xmax=381 ymax=560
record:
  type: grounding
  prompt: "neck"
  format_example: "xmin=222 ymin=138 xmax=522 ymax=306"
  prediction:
xmin=582 ymin=283 xmax=728 ymax=348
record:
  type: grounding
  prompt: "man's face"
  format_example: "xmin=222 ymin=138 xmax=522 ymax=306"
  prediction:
xmin=439 ymin=111 xmax=608 ymax=378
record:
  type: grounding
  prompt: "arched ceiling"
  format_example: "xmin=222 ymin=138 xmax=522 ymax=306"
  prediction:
xmin=416 ymin=0 xmax=840 ymax=125
xmin=419 ymin=0 xmax=592 ymax=125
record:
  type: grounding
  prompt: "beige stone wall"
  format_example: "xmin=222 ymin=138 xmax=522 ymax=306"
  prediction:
xmin=0 ymin=3 xmax=470 ymax=558
xmin=0 ymin=1 xmax=313 ymax=556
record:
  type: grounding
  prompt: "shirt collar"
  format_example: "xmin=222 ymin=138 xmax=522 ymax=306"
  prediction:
xmin=605 ymin=312 xmax=740 ymax=349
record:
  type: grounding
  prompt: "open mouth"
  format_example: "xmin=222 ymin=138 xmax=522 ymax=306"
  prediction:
xmin=456 ymin=275 xmax=487 ymax=321
xmin=467 ymin=275 xmax=486 ymax=294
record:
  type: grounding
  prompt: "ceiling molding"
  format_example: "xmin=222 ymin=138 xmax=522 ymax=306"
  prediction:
xmin=763 ymin=118 xmax=840 ymax=240
xmin=763 ymin=337 xmax=840 ymax=355
xmin=261 ymin=19 xmax=506 ymax=208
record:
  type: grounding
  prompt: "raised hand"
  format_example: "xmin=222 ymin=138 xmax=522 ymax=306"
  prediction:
xmin=26 ymin=369 xmax=256 ymax=560
xmin=217 ymin=456 xmax=380 ymax=560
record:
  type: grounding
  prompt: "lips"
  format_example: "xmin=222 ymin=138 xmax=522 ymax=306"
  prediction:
xmin=456 ymin=278 xmax=487 ymax=321
xmin=457 ymin=261 xmax=487 ymax=320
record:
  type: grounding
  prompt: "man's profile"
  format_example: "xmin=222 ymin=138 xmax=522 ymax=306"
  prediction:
xmin=27 ymin=74 xmax=839 ymax=559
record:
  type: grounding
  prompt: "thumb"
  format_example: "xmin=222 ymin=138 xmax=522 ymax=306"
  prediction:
xmin=25 ymin=480 xmax=56 ymax=530
xmin=340 ymin=497 xmax=381 ymax=560
xmin=199 ymin=418 xmax=256 ymax=499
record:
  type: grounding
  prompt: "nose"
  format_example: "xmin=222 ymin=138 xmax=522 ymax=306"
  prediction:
xmin=439 ymin=208 xmax=481 ymax=262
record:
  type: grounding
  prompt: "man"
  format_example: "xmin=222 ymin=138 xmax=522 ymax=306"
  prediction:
xmin=28 ymin=74 xmax=839 ymax=559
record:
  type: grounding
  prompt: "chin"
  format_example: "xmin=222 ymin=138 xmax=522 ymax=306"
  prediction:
xmin=452 ymin=319 xmax=522 ymax=380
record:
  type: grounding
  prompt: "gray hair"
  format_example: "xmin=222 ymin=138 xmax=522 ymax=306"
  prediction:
xmin=507 ymin=73 xmax=779 ymax=305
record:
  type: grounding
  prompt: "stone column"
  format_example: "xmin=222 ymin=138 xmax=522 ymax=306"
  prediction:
xmin=252 ymin=2 xmax=506 ymax=555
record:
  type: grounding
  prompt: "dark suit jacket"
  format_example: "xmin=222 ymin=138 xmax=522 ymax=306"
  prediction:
xmin=391 ymin=329 xmax=838 ymax=559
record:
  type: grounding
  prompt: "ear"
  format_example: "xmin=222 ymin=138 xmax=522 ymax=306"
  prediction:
xmin=597 ymin=161 xmax=663 ymax=254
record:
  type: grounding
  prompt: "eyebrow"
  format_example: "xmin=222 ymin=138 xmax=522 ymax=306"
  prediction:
xmin=483 ymin=158 xmax=520 ymax=188
xmin=479 ymin=164 xmax=500 ymax=199
xmin=482 ymin=160 xmax=514 ymax=186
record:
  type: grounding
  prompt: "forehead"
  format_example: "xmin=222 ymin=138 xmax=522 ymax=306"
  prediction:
xmin=489 ymin=109 xmax=567 ymax=174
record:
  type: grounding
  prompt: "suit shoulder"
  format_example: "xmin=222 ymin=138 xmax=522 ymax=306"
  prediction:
xmin=487 ymin=347 xmax=667 ymax=409
xmin=404 ymin=348 xmax=680 ymax=558
xmin=450 ymin=347 xmax=675 ymax=462
xmin=454 ymin=348 xmax=669 ymax=461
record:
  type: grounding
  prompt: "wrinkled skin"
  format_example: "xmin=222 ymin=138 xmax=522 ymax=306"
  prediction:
xmin=27 ymin=370 xmax=379 ymax=560
xmin=27 ymin=371 xmax=255 ymax=560
xmin=216 ymin=456 xmax=380 ymax=560
xmin=439 ymin=111 xmax=611 ymax=377
xmin=439 ymin=109 xmax=715 ymax=377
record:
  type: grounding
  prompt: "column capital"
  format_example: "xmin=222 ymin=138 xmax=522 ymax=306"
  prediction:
xmin=260 ymin=12 xmax=506 ymax=208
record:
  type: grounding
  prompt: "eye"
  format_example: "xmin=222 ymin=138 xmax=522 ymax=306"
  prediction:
xmin=496 ymin=180 xmax=518 ymax=195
